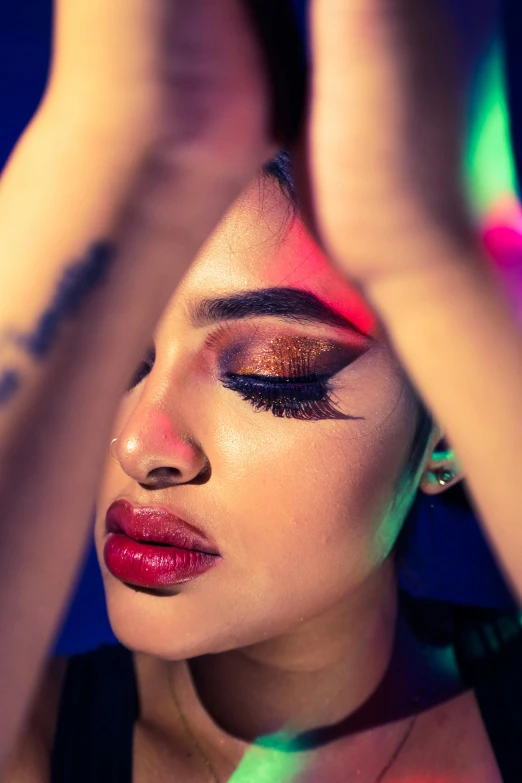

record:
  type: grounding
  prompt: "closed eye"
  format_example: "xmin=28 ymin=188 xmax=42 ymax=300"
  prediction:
xmin=220 ymin=371 xmax=364 ymax=421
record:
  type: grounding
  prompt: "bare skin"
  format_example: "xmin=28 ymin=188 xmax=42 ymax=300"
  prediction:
xmin=0 ymin=0 xmax=520 ymax=780
xmin=89 ymin=178 xmax=500 ymax=780
xmin=1 ymin=183 xmax=503 ymax=783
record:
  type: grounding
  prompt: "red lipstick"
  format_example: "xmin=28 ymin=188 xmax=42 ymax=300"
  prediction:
xmin=103 ymin=499 xmax=220 ymax=588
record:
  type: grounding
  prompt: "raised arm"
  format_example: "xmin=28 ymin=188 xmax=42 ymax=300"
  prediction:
xmin=0 ymin=0 xmax=274 ymax=771
xmin=297 ymin=0 xmax=522 ymax=600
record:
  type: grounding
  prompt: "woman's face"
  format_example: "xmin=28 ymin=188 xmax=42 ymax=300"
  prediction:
xmin=94 ymin=177 xmax=425 ymax=660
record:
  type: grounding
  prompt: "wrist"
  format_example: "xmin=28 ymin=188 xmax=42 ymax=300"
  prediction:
xmin=36 ymin=90 xmax=160 ymax=163
xmin=36 ymin=91 xmax=270 ymax=195
xmin=360 ymin=234 xmax=491 ymax=325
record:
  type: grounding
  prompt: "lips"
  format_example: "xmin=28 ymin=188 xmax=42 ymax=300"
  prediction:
xmin=103 ymin=499 xmax=220 ymax=588
xmin=105 ymin=499 xmax=220 ymax=555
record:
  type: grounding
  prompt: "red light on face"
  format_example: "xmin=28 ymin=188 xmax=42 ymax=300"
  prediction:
xmin=265 ymin=218 xmax=378 ymax=336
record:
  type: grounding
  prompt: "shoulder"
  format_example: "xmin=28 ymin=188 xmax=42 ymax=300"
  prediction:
xmin=1 ymin=655 xmax=69 ymax=783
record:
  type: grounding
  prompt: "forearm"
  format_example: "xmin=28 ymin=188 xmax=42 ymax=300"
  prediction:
xmin=365 ymin=243 xmax=522 ymax=601
xmin=0 ymin=107 xmax=244 ymax=767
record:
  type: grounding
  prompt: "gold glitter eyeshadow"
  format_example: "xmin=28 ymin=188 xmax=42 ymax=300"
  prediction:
xmin=236 ymin=336 xmax=336 ymax=377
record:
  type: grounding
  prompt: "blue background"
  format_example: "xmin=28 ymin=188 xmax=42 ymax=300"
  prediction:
xmin=0 ymin=0 xmax=520 ymax=655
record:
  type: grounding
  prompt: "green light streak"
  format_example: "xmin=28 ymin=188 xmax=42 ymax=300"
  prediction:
xmin=228 ymin=731 xmax=306 ymax=783
xmin=464 ymin=39 xmax=517 ymax=219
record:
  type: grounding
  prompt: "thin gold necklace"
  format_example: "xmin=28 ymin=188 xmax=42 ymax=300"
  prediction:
xmin=169 ymin=669 xmax=419 ymax=783
xmin=169 ymin=672 xmax=222 ymax=783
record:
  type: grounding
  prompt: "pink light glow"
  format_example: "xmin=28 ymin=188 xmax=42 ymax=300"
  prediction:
xmin=481 ymin=195 xmax=522 ymax=323
xmin=140 ymin=410 xmax=196 ymax=462
xmin=265 ymin=218 xmax=378 ymax=336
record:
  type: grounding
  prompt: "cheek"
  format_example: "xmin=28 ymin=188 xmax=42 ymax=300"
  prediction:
xmin=207 ymin=387 xmax=415 ymax=606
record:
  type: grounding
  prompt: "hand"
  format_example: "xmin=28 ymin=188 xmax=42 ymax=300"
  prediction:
xmin=292 ymin=0 xmax=482 ymax=293
xmin=43 ymin=0 xmax=277 ymax=179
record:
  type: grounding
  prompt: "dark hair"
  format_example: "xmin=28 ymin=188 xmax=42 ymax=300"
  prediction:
xmin=262 ymin=150 xmax=295 ymax=203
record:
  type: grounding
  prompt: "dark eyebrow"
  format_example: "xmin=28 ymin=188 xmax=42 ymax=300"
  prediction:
xmin=188 ymin=287 xmax=371 ymax=337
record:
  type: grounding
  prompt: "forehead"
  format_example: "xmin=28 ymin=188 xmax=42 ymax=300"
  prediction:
xmin=175 ymin=177 xmax=379 ymax=336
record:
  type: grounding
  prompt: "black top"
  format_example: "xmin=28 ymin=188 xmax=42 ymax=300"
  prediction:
xmin=50 ymin=642 xmax=139 ymax=783
xmin=50 ymin=603 xmax=522 ymax=783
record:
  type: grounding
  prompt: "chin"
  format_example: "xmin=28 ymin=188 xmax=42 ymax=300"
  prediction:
xmin=101 ymin=579 xmax=244 ymax=660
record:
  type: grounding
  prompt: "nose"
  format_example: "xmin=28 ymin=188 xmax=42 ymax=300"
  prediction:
xmin=113 ymin=409 xmax=210 ymax=489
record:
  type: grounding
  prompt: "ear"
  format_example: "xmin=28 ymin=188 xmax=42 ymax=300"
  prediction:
xmin=418 ymin=427 xmax=464 ymax=496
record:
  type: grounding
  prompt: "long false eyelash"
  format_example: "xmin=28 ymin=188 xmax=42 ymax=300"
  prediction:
xmin=221 ymin=351 xmax=361 ymax=422
xmin=220 ymin=373 xmax=361 ymax=421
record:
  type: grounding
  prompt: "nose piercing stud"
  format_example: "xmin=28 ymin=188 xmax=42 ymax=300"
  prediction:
xmin=109 ymin=437 xmax=119 ymax=465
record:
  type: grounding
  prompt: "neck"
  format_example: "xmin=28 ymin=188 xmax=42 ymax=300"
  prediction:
xmin=187 ymin=565 xmax=430 ymax=743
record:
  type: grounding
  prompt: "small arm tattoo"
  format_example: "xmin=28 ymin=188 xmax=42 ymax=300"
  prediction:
xmin=10 ymin=241 xmax=115 ymax=357
xmin=0 ymin=241 xmax=115 ymax=406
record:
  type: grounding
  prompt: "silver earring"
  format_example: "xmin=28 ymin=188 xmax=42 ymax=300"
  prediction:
xmin=109 ymin=437 xmax=119 ymax=465
xmin=436 ymin=468 xmax=455 ymax=486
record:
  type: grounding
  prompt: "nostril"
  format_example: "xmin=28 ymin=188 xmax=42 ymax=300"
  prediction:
xmin=141 ymin=467 xmax=182 ymax=490
xmin=148 ymin=467 xmax=181 ymax=478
